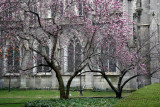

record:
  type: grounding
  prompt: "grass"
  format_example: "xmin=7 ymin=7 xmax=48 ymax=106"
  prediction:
xmin=0 ymin=89 xmax=130 ymax=107
xmin=114 ymin=83 xmax=160 ymax=107
xmin=1 ymin=84 xmax=159 ymax=107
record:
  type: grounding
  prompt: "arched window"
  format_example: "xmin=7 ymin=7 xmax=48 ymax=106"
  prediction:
xmin=60 ymin=1 xmax=63 ymax=15
xmin=0 ymin=31 xmax=3 ymax=73
xmin=0 ymin=50 xmax=2 ymax=73
xmin=51 ymin=5 xmax=55 ymax=17
xmin=101 ymin=43 xmax=116 ymax=72
xmin=68 ymin=36 xmax=82 ymax=72
xmin=14 ymin=46 xmax=20 ymax=72
xmin=75 ymin=42 xmax=82 ymax=69
xmin=8 ymin=45 xmax=20 ymax=73
xmin=44 ymin=46 xmax=50 ymax=72
xmin=78 ymin=0 xmax=83 ymax=16
xmin=68 ymin=40 xmax=74 ymax=72
xmin=8 ymin=47 xmax=13 ymax=68
xmin=37 ymin=45 xmax=43 ymax=72
xmin=29 ymin=0 xmax=37 ymax=23
xmin=37 ymin=45 xmax=50 ymax=72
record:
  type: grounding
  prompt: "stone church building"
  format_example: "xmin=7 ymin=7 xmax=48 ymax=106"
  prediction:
xmin=0 ymin=0 xmax=160 ymax=90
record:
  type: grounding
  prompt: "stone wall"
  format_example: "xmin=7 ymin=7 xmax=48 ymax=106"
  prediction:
xmin=0 ymin=74 xmax=137 ymax=91
xmin=1 ymin=0 xmax=160 ymax=92
xmin=0 ymin=76 xmax=20 ymax=88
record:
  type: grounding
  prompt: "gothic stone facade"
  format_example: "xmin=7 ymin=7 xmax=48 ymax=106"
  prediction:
xmin=0 ymin=0 xmax=160 ymax=90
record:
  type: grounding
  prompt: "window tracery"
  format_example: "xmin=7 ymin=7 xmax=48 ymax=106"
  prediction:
xmin=68 ymin=36 xmax=82 ymax=72
xmin=7 ymin=45 xmax=20 ymax=73
xmin=37 ymin=45 xmax=50 ymax=72
xmin=101 ymin=43 xmax=116 ymax=72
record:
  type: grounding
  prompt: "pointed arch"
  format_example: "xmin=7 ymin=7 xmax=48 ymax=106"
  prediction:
xmin=44 ymin=46 xmax=50 ymax=72
xmin=14 ymin=45 xmax=20 ymax=72
xmin=101 ymin=42 xmax=116 ymax=72
xmin=8 ymin=44 xmax=20 ymax=73
xmin=75 ymin=42 xmax=82 ymax=70
xmin=0 ymin=49 xmax=2 ymax=74
xmin=68 ymin=40 xmax=74 ymax=72
xmin=68 ymin=36 xmax=82 ymax=72
xmin=37 ymin=45 xmax=50 ymax=72
xmin=37 ymin=45 xmax=43 ymax=72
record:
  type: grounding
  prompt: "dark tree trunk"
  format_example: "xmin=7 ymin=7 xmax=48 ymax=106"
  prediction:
xmin=54 ymin=68 xmax=66 ymax=99
xmin=103 ymin=72 xmax=123 ymax=99
xmin=59 ymin=84 xmax=66 ymax=99
xmin=65 ymin=72 xmax=79 ymax=99
xmin=65 ymin=68 xmax=84 ymax=99
xmin=116 ymin=92 xmax=122 ymax=98
xmin=65 ymin=83 xmax=71 ymax=99
xmin=57 ymin=76 xmax=66 ymax=99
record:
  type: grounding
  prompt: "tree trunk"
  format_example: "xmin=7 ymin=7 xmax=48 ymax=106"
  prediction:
xmin=102 ymin=73 xmax=118 ymax=94
xmin=59 ymin=83 xmax=66 ymax=99
xmin=65 ymin=83 xmax=71 ymax=99
xmin=65 ymin=74 xmax=77 ymax=99
xmin=54 ymin=69 xmax=66 ymax=99
xmin=116 ymin=92 xmax=122 ymax=98
xmin=65 ymin=70 xmax=80 ymax=99
xmin=51 ymin=63 xmax=67 ymax=99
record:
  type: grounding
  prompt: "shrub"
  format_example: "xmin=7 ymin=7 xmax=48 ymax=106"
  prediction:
xmin=25 ymin=98 xmax=118 ymax=107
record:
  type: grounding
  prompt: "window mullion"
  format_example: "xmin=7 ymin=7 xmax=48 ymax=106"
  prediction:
xmin=73 ymin=40 xmax=76 ymax=72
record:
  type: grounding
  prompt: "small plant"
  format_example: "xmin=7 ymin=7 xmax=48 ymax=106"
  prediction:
xmin=25 ymin=98 xmax=119 ymax=107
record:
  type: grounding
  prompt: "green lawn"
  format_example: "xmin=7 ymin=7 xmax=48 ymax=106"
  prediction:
xmin=0 ymin=89 xmax=130 ymax=107
xmin=114 ymin=83 xmax=160 ymax=107
xmin=1 ymin=84 xmax=159 ymax=107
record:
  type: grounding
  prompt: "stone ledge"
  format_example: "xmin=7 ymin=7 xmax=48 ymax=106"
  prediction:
xmin=4 ymin=73 xmax=20 ymax=76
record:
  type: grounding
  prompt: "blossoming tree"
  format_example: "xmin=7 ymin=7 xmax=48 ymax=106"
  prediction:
xmin=0 ymin=0 xmax=100 ymax=99
xmin=83 ymin=0 xmax=159 ymax=98
xmin=0 ymin=0 xmax=152 ymax=99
